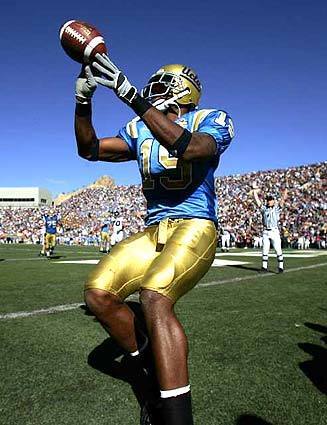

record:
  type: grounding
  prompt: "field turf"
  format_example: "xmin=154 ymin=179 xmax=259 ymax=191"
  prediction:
xmin=0 ymin=244 xmax=326 ymax=425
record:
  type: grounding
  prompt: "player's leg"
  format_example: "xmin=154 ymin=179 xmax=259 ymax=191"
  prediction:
xmin=140 ymin=218 xmax=217 ymax=425
xmin=105 ymin=234 xmax=110 ymax=253
xmin=85 ymin=227 xmax=158 ymax=354
xmin=226 ymin=235 xmax=230 ymax=252
xmin=222 ymin=234 xmax=227 ymax=252
xmin=40 ymin=233 xmax=46 ymax=256
xmin=262 ymin=231 xmax=270 ymax=271
xmin=44 ymin=234 xmax=51 ymax=257
xmin=99 ymin=233 xmax=104 ymax=252
xmin=50 ymin=234 xmax=56 ymax=254
xmin=271 ymin=231 xmax=284 ymax=272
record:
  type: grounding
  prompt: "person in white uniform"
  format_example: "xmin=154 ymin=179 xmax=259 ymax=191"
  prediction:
xmin=252 ymin=186 xmax=287 ymax=273
xmin=221 ymin=227 xmax=231 ymax=252
xmin=110 ymin=212 xmax=125 ymax=246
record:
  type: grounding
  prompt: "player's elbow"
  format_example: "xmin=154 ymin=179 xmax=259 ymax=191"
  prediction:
xmin=78 ymin=148 xmax=96 ymax=162
xmin=182 ymin=133 xmax=217 ymax=160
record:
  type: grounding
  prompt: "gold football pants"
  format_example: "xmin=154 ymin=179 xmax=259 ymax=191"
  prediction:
xmin=100 ymin=232 xmax=109 ymax=242
xmin=45 ymin=233 xmax=56 ymax=249
xmin=85 ymin=218 xmax=217 ymax=303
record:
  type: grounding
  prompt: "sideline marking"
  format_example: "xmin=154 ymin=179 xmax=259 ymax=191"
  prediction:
xmin=3 ymin=256 xmax=100 ymax=262
xmin=199 ymin=262 xmax=327 ymax=287
xmin=1 ymin=263 xmax=326 ymax=321
xmin=56 ymin=259 xmax=100 ymax=264
xmin=216 ymin=252 xmax=327 ymax=258
xmin=212 ymin=259 xmax=249 ymax=267
xmin=56 ymin=259 xmax=251 ymax=267
xmin=0 ymin=303 xmax=82 ymax=320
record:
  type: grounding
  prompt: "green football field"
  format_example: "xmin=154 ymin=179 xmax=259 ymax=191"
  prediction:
xmin=0 ymin=244 xmax=326 ymax=425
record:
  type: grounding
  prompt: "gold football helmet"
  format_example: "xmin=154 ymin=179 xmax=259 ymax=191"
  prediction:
xmin=141 ymin=64 xmax=202 ymax=109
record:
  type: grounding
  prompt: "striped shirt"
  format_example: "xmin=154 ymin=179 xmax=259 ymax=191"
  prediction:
xmin=261 ymin=205 xmax=281 ymax=229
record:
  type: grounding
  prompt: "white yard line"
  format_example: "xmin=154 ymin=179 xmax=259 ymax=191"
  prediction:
xmin=0 ymin=263 xmax=326 ymax=321
xmin=216 ymin=251 xmax=327 ymax=258
xmin=0 ymin=303 xmax=82 ymax=320
xmin=2 ymin=256 xmax=100 ymax=262
xmin=199 ymin=262 xmax=327 ymax=287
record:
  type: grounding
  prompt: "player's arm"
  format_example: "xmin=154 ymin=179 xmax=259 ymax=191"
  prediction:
xmin=252 ymin=189 xmax=262 ymax=208
xmin=279 ymin=189 xmax=288 ymax=207
xmin=144 ymin=108 xmax=222 ymax=160
xmin=74 ymin=66 xmax=132 ymax=162
xmin=92 ymin=55 xmax=226 ymax=161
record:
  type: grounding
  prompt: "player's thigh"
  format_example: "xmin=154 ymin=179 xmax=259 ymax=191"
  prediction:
xmin=262 ymin=232 xmax=270 ymax=254
xmin=141 ymin=219 xmax=217 ymax=302
xmin=50 ymin=235 xmax=56 ymax=246
xmin=85 ymin=228 xmax=157 ymax=300
xmin=101 ymin=232 xmax=108 ymax=242
xmin=45 ymin=234 xmax=52 ymax=246
xmin=116 ymin=231 xmax=124 ymax=243
xmin=272 ymin=233 xmax=282 ymax=254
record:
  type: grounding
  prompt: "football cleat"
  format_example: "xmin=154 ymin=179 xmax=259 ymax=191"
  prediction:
xmin=278 ymin=268 xmax=284 ymax=273
xmin=140 ymin=401 xmax=162 ymax=425
xmin=140 ymin=404 xmax=152 ymax=425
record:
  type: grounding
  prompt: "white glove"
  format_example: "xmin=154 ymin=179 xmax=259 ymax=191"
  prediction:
xmin=75 ymin=66 xmax=97 ymax=104
xmin=151 ymin=98 xmax=171 ymax=112
xmin=151 ymin=89 xmax=191 ymax=112
xmin=92 ymin=53 xmax=138 ymax=104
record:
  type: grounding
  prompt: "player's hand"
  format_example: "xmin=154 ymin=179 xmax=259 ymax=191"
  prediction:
xmin=92 ymin=53 xmax=137 ymax=104
xmin=151 ymin=89 xmax=191 ymax=112
xmin=152 ymin=97 xmax=177 ymax=112
xmin=75 ymin=65 xmax=97 ymax=104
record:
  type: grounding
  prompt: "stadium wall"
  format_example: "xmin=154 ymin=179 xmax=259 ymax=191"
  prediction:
xmin=0 ymin=187 xmax=52 ymax=208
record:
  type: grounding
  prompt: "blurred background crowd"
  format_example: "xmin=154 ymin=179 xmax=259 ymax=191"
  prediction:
xmin=0 ymin=162 xmax=326 ymax=249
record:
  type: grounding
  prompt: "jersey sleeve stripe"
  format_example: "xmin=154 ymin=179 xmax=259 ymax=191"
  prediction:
xmin=191 ymin=109 xmax=216 ymax=132
xmin=126 ymin=120 xmax=139 ymax=139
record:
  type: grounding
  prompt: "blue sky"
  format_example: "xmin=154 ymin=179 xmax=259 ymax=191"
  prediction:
xmin=1 ymin=0 xmax=326 ymax=196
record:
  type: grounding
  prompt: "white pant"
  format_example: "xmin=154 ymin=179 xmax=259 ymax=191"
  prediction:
xmin=262 ymin=229 xmax=284 ymax=269
xmin=221 ymin=234 xmax=230 ymax=249
xmin=254 ymin=236 xmax=263 ymax=248
xmin=110 ymin=230 xmax=124 ymax=246
xmin=262 ymin=229 xmax=282 ymax=256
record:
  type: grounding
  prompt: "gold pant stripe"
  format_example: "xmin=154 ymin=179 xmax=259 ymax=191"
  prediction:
xmin=85 ymin=218 xmax=217 ymax=303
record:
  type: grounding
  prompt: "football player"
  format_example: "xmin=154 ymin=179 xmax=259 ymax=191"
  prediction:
xmin=99 ymin=220 xmax=110 ymax=253
xmin=110 ymin=211 xmax=124 ymax=247
xmin=41 ymin=209 xmax=60 ymax=258
xmin=74 ymin=56 xmax=234 ymax=424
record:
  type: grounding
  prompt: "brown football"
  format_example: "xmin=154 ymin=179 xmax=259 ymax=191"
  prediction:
xmin=59 ymin=20 xmax=107 ymax=64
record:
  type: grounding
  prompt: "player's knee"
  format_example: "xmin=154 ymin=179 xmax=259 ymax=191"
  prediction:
xmin=84 ymin=289 xmax=121 ymax=318
xmin=140 ymin=289 xmax=173 ymax=321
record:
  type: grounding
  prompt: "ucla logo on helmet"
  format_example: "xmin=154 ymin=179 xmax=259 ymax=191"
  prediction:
xmin=181 ymin=67 xmax=201 ymax=90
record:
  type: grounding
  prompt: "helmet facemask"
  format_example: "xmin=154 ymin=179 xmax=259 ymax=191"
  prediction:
xmin=141 ymin=65 xmax=202 ymax=117
xmin=141 ymin=72 xmax=192 ymax=114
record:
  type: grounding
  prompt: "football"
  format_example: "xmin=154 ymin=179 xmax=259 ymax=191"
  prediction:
xmin=59 ymin=20 xmax=107 ymax=64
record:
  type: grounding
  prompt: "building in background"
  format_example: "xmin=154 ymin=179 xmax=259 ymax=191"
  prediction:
xmin=0 ymin=187 xmax=52 ymax=208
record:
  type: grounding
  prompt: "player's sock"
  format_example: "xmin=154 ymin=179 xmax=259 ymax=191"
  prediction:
xmin=160 ymin=386 xmax=194 ymax=425
xmin=262 ymin=255 xmax=268 ymax=270
xmin=277 ymin=254 xmax=284 ymax=270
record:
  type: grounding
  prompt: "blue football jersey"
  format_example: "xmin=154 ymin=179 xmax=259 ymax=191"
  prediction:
xmin=44 ymin=215 xmax=59 ymax=234
xmin=118 ymin=109 xmax=234 ymax=225
xmin=101 ymin=223 xmax=109 ymax=233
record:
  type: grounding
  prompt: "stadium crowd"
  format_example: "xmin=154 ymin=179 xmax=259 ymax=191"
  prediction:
xmin=0 ymin=162 xmax=326 ymax=249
